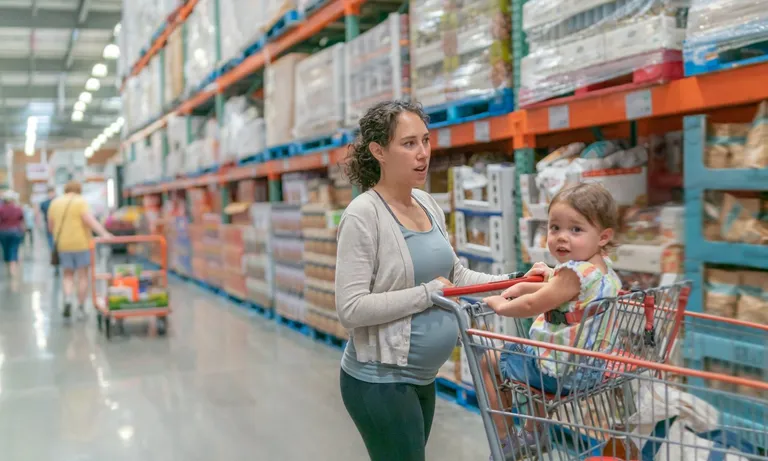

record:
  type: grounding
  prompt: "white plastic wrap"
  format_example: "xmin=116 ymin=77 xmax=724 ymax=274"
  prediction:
xmin=519 ymin=0 xmax=687 ymax=106
xmin=265 ymin=53 xmax=307 ymax=146
xmin=219 ymin=0 xmax=266 ymax=65
xmin=293 ymin=43 xmax=346 ymax=139
xmin=184 ymin=0 xmax=217 ymax=92
xmin=220 ymin=96 xmax=267 ymax=162
xmin=410 ymin=0 xmax=513 ymax=107
xmin=686 ymin=0 xmax=768 ymax=46
xmin=344 ymin=13 xmax=409 ymax=126
xmin=119 ymin=0 xmax=179 ymax=78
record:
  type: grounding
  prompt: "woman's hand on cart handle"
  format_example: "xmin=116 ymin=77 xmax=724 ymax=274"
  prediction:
xmin=434 ymin=277 xmax=460 ymax=304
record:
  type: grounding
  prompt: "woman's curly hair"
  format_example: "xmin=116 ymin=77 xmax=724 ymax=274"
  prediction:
xmin=344 ymin=100 xmax=429 ymax=191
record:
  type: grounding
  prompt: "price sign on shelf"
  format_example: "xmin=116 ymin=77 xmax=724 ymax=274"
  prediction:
xmin=437 ymin=128 xmax=451 ymax=148
xmin=321 ymin=152 xmax=330 ymax=166
xmin=548 ymin=105 xmax=570 ymax=130
xmin=474 ymin=120 xmax=490 ymax=143
xmin=282 ymin=159 xmax=290 ymax=171
xmin=625 ymin=89 xmax=653 ymax=120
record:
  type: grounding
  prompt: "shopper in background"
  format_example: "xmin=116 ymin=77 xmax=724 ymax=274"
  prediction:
xmin=335 ymin=100 xmax=511 ymax=461
xmin=48 ymin=181 xmax=112 ymax=319
xmin=38 ymin=186 xmax=57 ymax=253
xmin=0 ymin=190 xmax=26 ymax=279
xmin=23 ymin=203 xmax=35 ymax=247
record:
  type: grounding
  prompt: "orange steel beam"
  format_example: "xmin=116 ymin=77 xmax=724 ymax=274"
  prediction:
xmin=177 ymin=0 xmax=358 ymax=114
xmin=127 ymin=0 xmax=199 ymax=82
xmin=521 ymin=61 xmax=768 ymax=144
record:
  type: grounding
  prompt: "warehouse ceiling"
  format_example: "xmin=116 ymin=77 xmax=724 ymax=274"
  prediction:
xmin=0 ymin=0 xmax=122 ymax=152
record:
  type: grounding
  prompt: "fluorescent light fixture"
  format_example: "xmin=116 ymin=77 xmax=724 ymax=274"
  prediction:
xmin=92 ymin=140 xmax=101 ymax=151
xmin=103 ymin=44 xmax=120 ymax=59
xmin=27 ymin=116 xmax=37 ymax=131
xmin=105 ymin=125 xmax=117 ymax=136
xmin=92 ymin=63 xmax=108 ymax=78
xmin=25 ymin=145 xmax=35 ymax=156
xmin=85 ymin=147 xmax=94 ymax=158
xmin=72 ymin=111 xmax=84 ymax=122
xmin=117 ymin=117 xmax=125 ymax=126
xmin=85 ymin=78 xmax=100 ymax=91
xmin=97 ymin=134 xmax=107 ymax=144
xmin=79 ymin=92 xmax=93 ymax=103
xmin=74 ymin=101 xmax=86 ymax=112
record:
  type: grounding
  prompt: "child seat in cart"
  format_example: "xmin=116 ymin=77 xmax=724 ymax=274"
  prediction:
xmin=90 ymin=235 xmax=171 ymax=339
xmin=431 ymin=275 xmax=695 ymax=460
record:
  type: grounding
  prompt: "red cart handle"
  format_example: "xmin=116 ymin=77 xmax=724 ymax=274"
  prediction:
xmin=441 ymin=275 xmax=545 ymax=298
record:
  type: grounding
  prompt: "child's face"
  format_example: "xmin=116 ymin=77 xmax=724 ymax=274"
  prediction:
xmin=547 ymin=203 xmax=613 ymax=264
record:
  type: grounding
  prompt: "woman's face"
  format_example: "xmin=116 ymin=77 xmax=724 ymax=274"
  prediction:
xmin=371 ymin=111 xmax=431 ymax=188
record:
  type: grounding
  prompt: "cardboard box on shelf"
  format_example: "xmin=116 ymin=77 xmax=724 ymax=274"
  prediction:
xmin=265 ymin=53 xmax=308 ymax=147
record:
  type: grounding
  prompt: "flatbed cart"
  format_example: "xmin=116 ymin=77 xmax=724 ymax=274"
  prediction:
xmin=431 ymin=276 xmax=696 ymax=461
xmin=90 ymin=235 xmax=171 ymax=339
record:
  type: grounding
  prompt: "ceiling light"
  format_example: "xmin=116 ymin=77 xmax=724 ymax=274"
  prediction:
xmin=92 ymin=140 xmax=101 ymax=150
xmin=85 ymin=147 xmax=94 ymax=158
xmin=74 ymin=101 xmax=86 ymax=112
xmin=27 ymin=116 xmax=37 ymax=131
xmin=85 ymin=78 xmax=100 ymax=91
xmin=105 ymin=126 xmax=117 ymax=137
xmin=25 ymin=144 xmax=35 ymax=156
xmin=79 ymin=92 xmax=93 ymax=103
xmin=92 ymin=63 xmax=108 ymax=78
xmin=97 ymin=134 xmax=108 ymax=144
xmin=103 ymin=44 xmax=120 ymax=59
xmin=117 ymin=117 xmax=125 ymax=126
xmin=72 ymin=111 xmax=84 ymax=122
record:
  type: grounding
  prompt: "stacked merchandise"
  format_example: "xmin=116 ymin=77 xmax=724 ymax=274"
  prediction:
xmin=703 ymin=101 xmax=768 ymax=171
xmin=703 ymin=267 xmax=768 ymax=325
xmin=220 ymin=96 xmax=267 ymax=164
xmin=171 ymin=213 xmax=194 ymax=277
xmin=410 ymin=0 xmax=512 ymax=107
xmin=685 ymin=0 xmax=768 ymax=76
xmin=519 ymin=0 xmax=688 ymax=106
xmin=201 ymin=213 xmax=224 ymax=289
xmin=166 ymin=115 xmax=205 ymax=177
xmin=344 ymin=13 xmax=410 ymax=126
xmin=184 ymin=0 xmax=218 ymax=93
xmin=302 ymin=177 xmax=348 ymax=341
xmin=165 ymin=28 xmax=186 ymax=105
xmin=186 ymin=187 xmax=217 ymax=284
xmin=272 ymin=203 xmax=305 ymax=322
xmin=424 ymin=152 xmax=468 ymax=248
xmin=107 ymin=263 xmax=170 ymax=310
xmin=245 ymin=203 xmax=275 ymax=310
xmin=220 ymin=180 xmax=270 ymax=299
xmin=293 ymin=44 xmax=346 ymax=140
xmin=265 ymin=53 xmax=307 ymax=147
xmin=119 ymin=0 xmax=180 ymax=80
xmin=219 ymin=0 xmax=267 ymax=66
xmin=186 ymin=119 xmax=220 ymax=174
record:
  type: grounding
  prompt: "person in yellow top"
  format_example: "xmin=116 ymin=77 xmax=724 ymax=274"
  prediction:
xmin=48 ymin=181 xmax=112 ymax=319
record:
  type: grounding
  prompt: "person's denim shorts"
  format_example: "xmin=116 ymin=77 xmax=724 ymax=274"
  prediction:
xmin=0 ymin=229 xmax=23 ymax=262
xmin=59 ymin=250 xmax=91 ymax=269
xmin=499 ymin=343 xmax=605 ymax=396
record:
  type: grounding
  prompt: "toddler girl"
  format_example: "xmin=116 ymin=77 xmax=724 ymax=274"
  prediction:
xmin=481 ymin=182 xmax=622 ymax=459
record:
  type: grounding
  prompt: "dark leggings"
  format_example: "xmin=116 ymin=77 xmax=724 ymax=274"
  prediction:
xmin=340 ymin=369 xmax=436 ymax=461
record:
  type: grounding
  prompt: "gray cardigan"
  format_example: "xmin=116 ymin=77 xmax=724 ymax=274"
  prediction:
xmin=334 ymin=189 xmax=506 ymax=366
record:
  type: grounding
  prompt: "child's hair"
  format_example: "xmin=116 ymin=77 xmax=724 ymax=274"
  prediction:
xmin=549 ymin=182 xmax=619 ymax=250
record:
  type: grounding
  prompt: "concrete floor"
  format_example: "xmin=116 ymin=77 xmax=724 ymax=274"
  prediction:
xmin=0 ymin=237 xmax=489 ymax=460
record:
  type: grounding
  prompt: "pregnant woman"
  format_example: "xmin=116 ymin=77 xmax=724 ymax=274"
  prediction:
xmin=335 ymin=100 xmax=512 ymax=461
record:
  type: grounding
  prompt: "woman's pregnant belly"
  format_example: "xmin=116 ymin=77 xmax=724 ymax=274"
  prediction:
xmin=405 ymin=306 xmax=460 ymax=378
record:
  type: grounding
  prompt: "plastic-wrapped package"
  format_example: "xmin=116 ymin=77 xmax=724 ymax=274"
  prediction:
xmin=265 ymin=53 xmax=308 ymax=146
xmin=184 ymin=0 xmax=217 ymax=92
xmin=220 ymin=96 xmax=267 ymax=162
xmin=686 ymin=0 xmax=768 ymax=49
xmin=344 ymin=13 xmax=410 ymax=126
xmin=519 ymin=0 xmax=687 ymax=106
xmin=165 ymin=28 xmax=185 ymax=105
xmin=411 ymin=0 xmax=512 ymax=107
xmin=293 ymin=44 xmax=346 ymax=139
xmin=219 ymin=0 xmax=265 ymax=65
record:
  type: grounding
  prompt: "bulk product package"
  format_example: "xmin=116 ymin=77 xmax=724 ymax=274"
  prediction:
xmin=265 ymin=53 xmax=308 ymax=147
xmin=717 ymin=193 xmax=768 ymax=244
xmin=735 ymin=269 xmax=768 ymax=324
xmin=344 ymin=13 xmax=410 ymax=127
xmin=744 ymin=100 xmax=768 ymax=168
xmin=705 ymin=122 xmax=750 ymax=168
xmin=704 ymin=268 xmax=740 ymax=318
xmin=184 ymin=0 xmax=218 ymax=94
xmin=293 ymin=43 xmax=346 ymax=140
xmin=220 ymin=97 xmax=266 ymax=163
xmin=685 ymin=0 xmax=768 ymax=75
xmin=410 ymin=0 xmax=512 ymax=107
xmin=219 ymin=0 xmax=266 ymax=66
xmin=519 ymin=0 xmax=688 ymax=106
xmin=165 ymin=28 xmax=186 ymax=104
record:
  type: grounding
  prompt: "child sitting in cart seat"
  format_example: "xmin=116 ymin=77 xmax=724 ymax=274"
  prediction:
xmin=481 ymin=182 xmax=622 ymax=459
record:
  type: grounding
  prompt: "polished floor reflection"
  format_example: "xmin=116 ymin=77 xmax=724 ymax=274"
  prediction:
xmin=0 ymin=236 xmax=488 ymax=460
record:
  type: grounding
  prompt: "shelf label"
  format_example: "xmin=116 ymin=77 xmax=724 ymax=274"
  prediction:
xmin=474 ymin=120 xmax=490 ymax=143
xmin=321 ymin=152 xmax=330 ymax=166
xmin=548 ymin=105 xmax=569 ymax=130
xmin=625 ymin=89 xmax=653 ymax=120
xmin=437 ymin=128 xmax=452 ymax=148
xmin=282 ymin=159 xmax=290 ymax=171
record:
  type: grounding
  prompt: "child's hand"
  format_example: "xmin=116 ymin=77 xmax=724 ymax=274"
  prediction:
xmin=483 ymin=295 xmax=511 ymax=315
xmin=526 ymin=262 xmax=553 ymax=281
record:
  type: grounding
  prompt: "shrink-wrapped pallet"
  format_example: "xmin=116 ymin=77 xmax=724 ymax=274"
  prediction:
xmin=293 ymin=44 xmax=346 ymax=139
xmin=344 ymin=13 xmax=410 ymax=126
xmin=184 ymin=0 xmax=217 ymax=92
xmin=519 ymin=0 xmax=687 ymax=106
xmin=265 ymin=53 xmax=308 ymax=146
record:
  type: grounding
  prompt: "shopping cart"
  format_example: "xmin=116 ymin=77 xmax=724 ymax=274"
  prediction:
xmin=90 ymin=235 xmax=171 ymax=339
xmin=431 ymin=276 xmax=695 ymax=460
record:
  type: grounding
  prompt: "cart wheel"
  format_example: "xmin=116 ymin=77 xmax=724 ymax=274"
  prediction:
xmin=96 ymin=312 xmax=103 ymax=331
xmin=156 ymin=316 xmax=168 ymax=336
xmin=105 ymin=318 xmax=111 ymax=339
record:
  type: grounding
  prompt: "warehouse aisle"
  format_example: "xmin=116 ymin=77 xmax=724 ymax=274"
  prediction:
xmin=0 ymin=239 xmax=488 ymax=460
